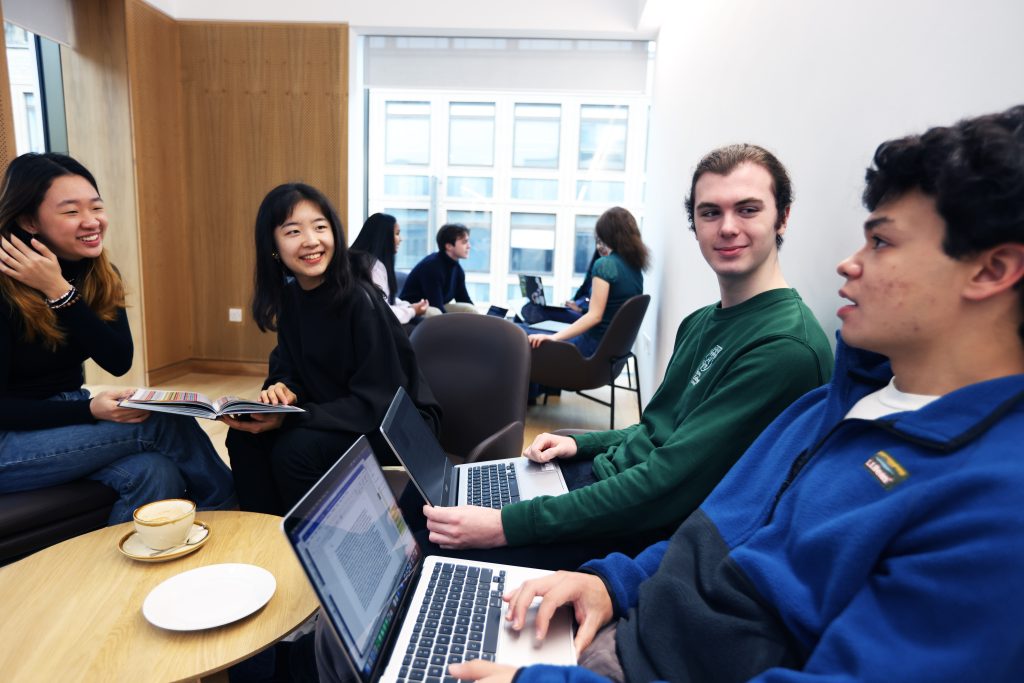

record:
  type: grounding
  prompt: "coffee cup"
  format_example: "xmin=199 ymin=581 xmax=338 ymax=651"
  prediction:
xmin=133 ymin=498 xmax=196 ymax=550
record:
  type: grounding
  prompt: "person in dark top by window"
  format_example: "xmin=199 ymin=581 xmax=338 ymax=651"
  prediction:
xmin=399 ymin=223 xmax=476 ymax=314
xmin=0 ymin=153 xmax=234 ymax=522
xmin=223 ymin=183 xmax=441 ymax=515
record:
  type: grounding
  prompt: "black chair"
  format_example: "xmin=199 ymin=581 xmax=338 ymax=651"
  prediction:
xmin=529 ymin=294 xmax=650 ymax=429
xmin=410 ymin=313 xmax=530 ymax=463
xmin=0 ymin=481 xmax=116 ymax=565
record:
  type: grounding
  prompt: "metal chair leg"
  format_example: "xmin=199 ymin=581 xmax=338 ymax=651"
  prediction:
xmin=609 ymin=361 xmax=619 ymax=429
xmin=633 ymin=355 xmax=642 ymax=416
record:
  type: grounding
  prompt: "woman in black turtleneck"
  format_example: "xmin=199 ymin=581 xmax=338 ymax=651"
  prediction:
xmin=0 ymin=153 xmax=234 ymax=523
xmin=222 ymin=183 xmax=441 ymax=514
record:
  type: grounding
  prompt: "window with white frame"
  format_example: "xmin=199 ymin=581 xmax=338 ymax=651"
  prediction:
xmin=4 ymin=21 xmax=67 ymax=155
xmin=366 ymin=91 xmax=649 ymax=306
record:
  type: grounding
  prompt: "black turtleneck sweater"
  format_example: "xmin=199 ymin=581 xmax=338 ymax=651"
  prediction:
xmin=268 ymin=280 xmax=441 ymax=436
xmin=398 ymin=251 xmax=472 ymax=313
xmin=0 ymin=259 xmax=132 ymax=430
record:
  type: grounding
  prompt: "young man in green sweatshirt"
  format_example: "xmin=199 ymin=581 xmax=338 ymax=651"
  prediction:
xmin=421 ymin=144 xmax=834 ymax=566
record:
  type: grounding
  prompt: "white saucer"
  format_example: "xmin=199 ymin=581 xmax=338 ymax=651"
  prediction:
xmin=143 ymin=563 xmax=276 ymax=631
xmin=118 ymin=521 xmax=210 ymax=562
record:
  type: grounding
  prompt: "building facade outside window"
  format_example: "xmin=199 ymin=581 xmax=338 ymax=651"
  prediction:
xmin=367 ymin=91 xmax=648 ymax=305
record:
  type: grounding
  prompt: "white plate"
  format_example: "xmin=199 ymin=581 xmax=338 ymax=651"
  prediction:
xmin=142 ymin=563 xmax=276 ymax=631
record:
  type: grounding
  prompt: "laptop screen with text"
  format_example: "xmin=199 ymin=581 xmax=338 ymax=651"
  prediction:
xmin=283 ymin=437 xmax=419 ymax=682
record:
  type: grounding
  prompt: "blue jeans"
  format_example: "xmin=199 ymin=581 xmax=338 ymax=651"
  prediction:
xmin=0 ymin=389 xmax=236 ymax=523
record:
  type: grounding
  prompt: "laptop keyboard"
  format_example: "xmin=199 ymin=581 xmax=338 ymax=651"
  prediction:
xmin=467 ymin=463 xmax=520 ymax=508
xmin=399 ymin=562 xmax=507 ymax=683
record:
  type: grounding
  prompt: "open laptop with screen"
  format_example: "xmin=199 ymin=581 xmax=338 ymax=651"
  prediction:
xmin=282 ymin=436 xmax=576 ymax=683
xmin=380 ymin=387 xmax=568 ymax=508
xmin=517 ymin=275 xmax=572 ymax=333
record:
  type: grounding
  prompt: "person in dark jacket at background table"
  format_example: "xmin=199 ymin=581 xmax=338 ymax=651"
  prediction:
xmin=399 ymin=223 xmax=476 ymax=314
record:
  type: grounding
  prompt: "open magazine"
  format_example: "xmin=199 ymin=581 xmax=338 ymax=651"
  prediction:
xmin=119 ymin=389 xmax=305 ymax=420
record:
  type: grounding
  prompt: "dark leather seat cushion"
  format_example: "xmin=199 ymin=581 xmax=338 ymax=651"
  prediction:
xmin=0 ymin=481 xmax=116 ymax=536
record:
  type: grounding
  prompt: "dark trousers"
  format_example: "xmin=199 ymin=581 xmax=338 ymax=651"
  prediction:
xmin=399 ymin=457 xmax=665 ymax=571
xmin=226 ymin=427 xmax=362 ymax=515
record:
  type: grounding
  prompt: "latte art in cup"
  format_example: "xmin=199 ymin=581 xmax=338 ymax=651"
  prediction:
xmin=133 ymin=499 xmax=196 ymax=550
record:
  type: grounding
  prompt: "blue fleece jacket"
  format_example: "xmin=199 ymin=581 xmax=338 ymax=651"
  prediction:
xmin=517 ymin=339 xmax=1024 ymax=683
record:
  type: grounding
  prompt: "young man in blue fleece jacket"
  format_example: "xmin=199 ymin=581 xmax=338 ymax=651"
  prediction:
xmin=448 ymin=106 xmax=1024 ymax=683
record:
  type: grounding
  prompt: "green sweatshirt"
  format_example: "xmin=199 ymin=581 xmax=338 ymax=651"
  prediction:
xmin=501 ymin=288 xmax=833 ymax=546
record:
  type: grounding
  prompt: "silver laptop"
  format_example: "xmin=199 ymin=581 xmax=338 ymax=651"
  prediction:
xmin=380 ymin=387 xmax=568 ymax=508
xmin=282 ymin=436 xmax=576 ymax=683
xmin=529 ymin=319 xmax=571 ymax=333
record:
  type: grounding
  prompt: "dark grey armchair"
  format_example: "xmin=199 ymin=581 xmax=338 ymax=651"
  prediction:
xmin=410 ymin=313 xmax=531 ymax=463
xmin=529 ymin=294 xmax=650 ymax=429
xmin=0 ymin=481 xmax=116 ymax=565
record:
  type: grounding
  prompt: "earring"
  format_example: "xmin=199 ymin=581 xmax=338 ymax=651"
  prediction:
xmin=272 ymin=252 xmax=280 ymax=261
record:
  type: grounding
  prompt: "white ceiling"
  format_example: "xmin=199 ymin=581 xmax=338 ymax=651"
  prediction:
xmin=140 ymin=0 xmax=660 ymax=38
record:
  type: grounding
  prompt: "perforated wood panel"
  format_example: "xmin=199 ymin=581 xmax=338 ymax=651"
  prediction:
xmin=0 ymin=3 xmax=18 ymax=168
xmin=125 ymin=0 xmax=193 ymax=374
xmin=179 ymin=22 xmax=348 ymax=362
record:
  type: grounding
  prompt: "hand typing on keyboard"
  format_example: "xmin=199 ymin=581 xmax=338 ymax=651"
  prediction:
xmin=423 ymin=504 xmax=508 ymax=549
xmin=504 ymin=571 xmax=613 ymax=654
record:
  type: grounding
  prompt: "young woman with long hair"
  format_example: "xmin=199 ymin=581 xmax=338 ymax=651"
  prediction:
xmin=527 ymin=206 xmax=648 ymax=356
xmin=0 ymin=153 xmax=234 ymax=522
xmin=222 ymin=184 xmax=441 ymax=514
xmin=351 ymin=212 xmax=429 ymax=325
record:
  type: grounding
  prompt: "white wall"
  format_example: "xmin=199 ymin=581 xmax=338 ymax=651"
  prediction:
xmin=640 ymin=0 xmax=1024 ymax=393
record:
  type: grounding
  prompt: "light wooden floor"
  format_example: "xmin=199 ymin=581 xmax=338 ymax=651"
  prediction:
xmin=91 ymin=373 xmax=642 ymax=464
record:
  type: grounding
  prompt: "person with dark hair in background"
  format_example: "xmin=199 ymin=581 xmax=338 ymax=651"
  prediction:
xmin=351 ymin=212 xmax=429 ymax=326
xmin=526 ymin=206 xmax=647 ymax=357
xmin=223 ymin=183 xmax=441 ymax=515
xmin=0 ymin=152 xmax=234 ymax=522
xmin=449 ymin=106 xmax=1024 ymax=683
xmin=399 ymin=223 xmax=476 ymax=314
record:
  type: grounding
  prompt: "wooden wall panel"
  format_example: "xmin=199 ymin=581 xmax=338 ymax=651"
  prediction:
xmin=62 ymin=0 xmax=146 ymax=387
xmin=125 ymin=0 xmax=192 ymax=375
xmin=0 ymin=3 xmax=17 ymax=167
xmin=179 ymin=22 xmax=348 ymax=363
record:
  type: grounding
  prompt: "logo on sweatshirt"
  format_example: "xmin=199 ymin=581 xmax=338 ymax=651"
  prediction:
xmin=690 ymin=344 xmax=724 ymax=386
xmin=864 ymin=451 xmax=909 ymax=490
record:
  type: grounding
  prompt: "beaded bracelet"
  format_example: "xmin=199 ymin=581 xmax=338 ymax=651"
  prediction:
xmin=46 ymin=286 xmax=79 ymax=310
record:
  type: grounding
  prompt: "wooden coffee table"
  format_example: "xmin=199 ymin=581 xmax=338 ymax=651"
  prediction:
xmin=0 ymin=510 xmax=319 ymax=682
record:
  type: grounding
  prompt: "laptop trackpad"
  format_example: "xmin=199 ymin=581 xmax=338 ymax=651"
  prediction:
xmin=516 ymin=459 xmax=569 ymax=498
xmin=497 ymin=603 xmax=576 ymax=666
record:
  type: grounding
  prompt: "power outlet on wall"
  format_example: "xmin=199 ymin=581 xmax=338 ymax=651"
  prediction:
xmin=228 ymin=308 xmax=243 ymax=323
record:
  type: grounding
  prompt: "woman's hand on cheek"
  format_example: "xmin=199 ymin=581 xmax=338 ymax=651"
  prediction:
xmin=0 ymin=235 xmax=69 ymax=299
